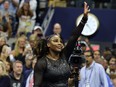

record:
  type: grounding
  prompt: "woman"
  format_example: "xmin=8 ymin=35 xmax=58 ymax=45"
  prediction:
xmin=11 ymin=35 xmax=27 ymax=64
xmin=0 ymin=60 xmax=10 ymax=87
xmin=0 ymin=37 xmax=11 ymax=62
xmin=106 ymin=56 xmax=116 ymax=75
xmin=34 ymin=2 xmax=90 ymax=87
xmin=17 ymin=2 xmax=34 ymax=36
xmin=29 ymin=34 xmax=39 ymax=57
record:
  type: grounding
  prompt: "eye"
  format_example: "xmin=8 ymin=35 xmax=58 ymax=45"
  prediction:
xmin=60 ymin=40 xmax=63 ymax=43
xmin=52 ymin=39 xmax=58 ymax=42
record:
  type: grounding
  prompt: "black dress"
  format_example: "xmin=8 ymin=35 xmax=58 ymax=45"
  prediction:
xmin=34 ymin=16 xmax=87 ymax=87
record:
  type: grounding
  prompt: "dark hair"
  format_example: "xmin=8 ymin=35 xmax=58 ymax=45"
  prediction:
xmin=46 ymin=34 xmax=57 ymax=42
xmin=84 ymin=50 xmax=94 ymax=59
xmin=37 ymin=39 xmax=47 ymax=60
xmin=37 ymin=35 xmax=63 ymax=60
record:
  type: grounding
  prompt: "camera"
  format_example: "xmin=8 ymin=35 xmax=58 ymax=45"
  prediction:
xmin=68 ymin=41 xmax=85 ymax=68
xmin=68 ymin=41 xmax=86 ymax=87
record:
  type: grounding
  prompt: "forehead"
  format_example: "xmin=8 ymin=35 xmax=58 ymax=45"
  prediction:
xmin=19 ymin=38 xmax=26 ymax=42
xmin=94 ymin=50 xmax=100 ymax=53
xmin=54 ymin=24 xmax=61 ymax=29
xmin=110 ymin=57 xmax=116 ymax=61
xmin=84 ymin=51 xmax=91 ymax=55
xmin=4 ymin=1 xmax=9 ymax=4
xmin=15 ymin=63 xmax=22 ymax=66
xmin=50 ymin=35 xmax=61 ymax=40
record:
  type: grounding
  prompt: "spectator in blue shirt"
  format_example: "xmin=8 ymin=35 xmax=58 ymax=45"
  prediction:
xmin=79 ymin=50 xmax=109 ymax=87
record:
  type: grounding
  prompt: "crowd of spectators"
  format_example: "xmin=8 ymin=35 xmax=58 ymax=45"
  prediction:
xmin=0 ymin=0 xmax=115 ymax=87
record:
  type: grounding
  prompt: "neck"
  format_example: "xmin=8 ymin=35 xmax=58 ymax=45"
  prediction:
xmin=19 ymin=47 xmax=24 ymax=52
xmin=86 ymin=60 xmax=93 ymax=68
xmin=47 ymin=51 xmax=60 ymax=60
xmin=24 ymin=11 xmax=28 ymax=15
xmin=25 ymin=63 xmax=31 ymax=68
xmin=13 ymin=73 xmax=21 ymax=80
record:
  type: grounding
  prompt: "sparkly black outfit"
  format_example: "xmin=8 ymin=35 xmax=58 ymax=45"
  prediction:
xmin=34 ymin=16 xmax=87 ymax=87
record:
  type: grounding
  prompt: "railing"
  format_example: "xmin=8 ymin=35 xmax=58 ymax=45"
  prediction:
xmin=41 ymin=6 xmax=55 ymax=36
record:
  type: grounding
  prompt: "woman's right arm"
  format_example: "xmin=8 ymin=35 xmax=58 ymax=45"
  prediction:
xmin=34 ymin=58 xmax=46 ymax=87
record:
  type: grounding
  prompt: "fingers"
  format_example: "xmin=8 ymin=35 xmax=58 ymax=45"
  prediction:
xmin=84 ymin=2 xmax=90 ymax=12
xmin=84 ymin=2 xmax=87 ymax=9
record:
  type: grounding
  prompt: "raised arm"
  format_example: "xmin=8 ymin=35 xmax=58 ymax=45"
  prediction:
xmin=64 ymin=2 xmax=90 ymax=60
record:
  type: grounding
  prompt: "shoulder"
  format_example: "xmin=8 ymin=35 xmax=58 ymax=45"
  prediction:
xmin=94 ymin=63 xmax=105 ymax=72
xmin=0 ymin=75 xmax=10 ymax=81
xmin=95 ymin=62 xmax=104 ymax=68
xmin=80 ymin=66 xmax=86 ymax=72
xmin=35 ymin=56 xmax=47 ymax=69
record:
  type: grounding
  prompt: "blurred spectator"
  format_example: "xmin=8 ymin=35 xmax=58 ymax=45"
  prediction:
xmin=0 ymin=44 xmax=11 ymax=62
xmin=0 ymin=0 xmax=17 ymax=17
xmin=103 ymin=58 xmax=109 ymax=71
xmin=33 ymin=25 xmax=43 ymax=38
xmin=110 ymin=74 xmax=116 ymax=87
xmin=0 ymin=60 xmax=11 ymax=87
xmin=106 ymin=56 xmax=116 ymax=75
xmin=23 ymin=55 xmax=37 ymax=87
xmin=103 ymin=47 xmax=112 ymax=61
xmin=2 ymin=13 xmax=12 ymax=37
xmin=11 ymin=36 xmax=27 ymax=64
xmin=53 ymin=23 xmax=64 ymax=43
xmin=53 ymin=23 xmax=62 ymax=36
xmin=0 ymin=12 xmax=12 ymax=37
xmin=97 ymin=58 xmax=114 ymax=87
xmin=23 ymin=54 xmax=33 ymax=73
xmin=0 ymin=37 xmax=11 ymax=62
xmin=4 ymin=60 xmax=12 ymax=74
xmin=93 ymin=50 xmax=101 ymax=63
xmin=9 ymin=60 xmax=23 ymax=87
xmin=19 ymin=0 xmax=37 ymax=33
xmin=19 ymin=0 xmax=37 ymax=20
xmin=29 ymin=34 xmax=39 ymax=57
xmin=17 ymin=2 xmax=34 ymax=37
xmin=0 ymin=36 xmax=7 ymax=48
xmin=78 ymin=35 xmax=93 ymax=52
xmin=0 ymin=0 xmax=18 ymax=36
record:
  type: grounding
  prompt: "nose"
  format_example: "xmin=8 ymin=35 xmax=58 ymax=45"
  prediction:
xmin=57 ymin=41 xmax=62 ymax=44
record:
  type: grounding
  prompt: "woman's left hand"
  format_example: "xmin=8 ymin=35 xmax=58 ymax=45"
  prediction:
xmin=84 ymin=2 xmax=90 ymax=17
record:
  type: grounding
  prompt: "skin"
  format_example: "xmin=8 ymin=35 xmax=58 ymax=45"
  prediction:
xmin=0 ymin=37 xmax=6 ymax=47
xmin=0 ymin=65 xmax=2 ymax=76
xmin=113 ymin=78 xmax=116 ymax=87
xmin=32 ymin=57 xmax=37 ymax=69
xmin=4 ymin=1 xmax=10 ymax=10
xmin=93 ymin=50 xmax=101 ymax=61
xmin=109 ymin=57 xmax=116 ymax=71
xmin=47 ymin=35 xmax=64 ymax=60
xmin=46 ymin=2 xmax=90 ymax=61
xmin=25 ymin=55 xmax=33 ymax=68
xmin=84 ymin=51 xmax=93 ymax=67
xmin=13 ymin=62 xmax=23 ymax=75
xmin=53 ymin=23 xmax=62 ymax=35
xmin=23 ymin=2 xmax=30 ymax=11
xmin=18 ymin=38 xmax=26 ymax=48
xmin=33 ymin=29 xmax=43 ymax=36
